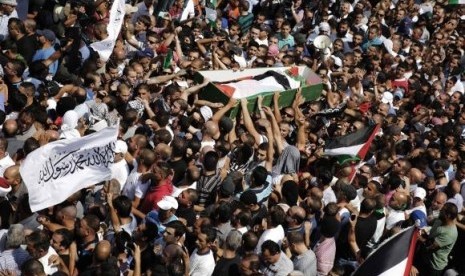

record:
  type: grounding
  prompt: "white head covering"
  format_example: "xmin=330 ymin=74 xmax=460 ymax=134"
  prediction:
xmin=60 ymin=110 xmax=81 ymax=139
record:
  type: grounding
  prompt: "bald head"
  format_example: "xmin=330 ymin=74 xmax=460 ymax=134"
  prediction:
xmin=409 ymin=168 xmax=425 ymax=184
xmin=163 ymin=243 xmax=184 ymax=263
xmin=45 ymin=130 xmax=60 ymax=143
xmin=4 ymin=165 xmax=20 ymax=185
xmin=95 ymin=240 xmax=111 ymax=262
xmin=309 ymin=186 xmax=323 ymax=200
xmin=58 ymin=205 xmax=77 ymax=220
xmin=204 ymin=121 xmax=220 ymax=140
xmin=155 ymin=143 xmax=172 ymax=161
xmin=3 ymin=119 xmax=18 ymax=137
xmin=290 ymin=206 xmax=305 ymax=219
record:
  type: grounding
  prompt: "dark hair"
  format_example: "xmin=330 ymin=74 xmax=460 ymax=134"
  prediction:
xmin=200 ymin=225 xmax=217 ymax=243
xmin=287 ymin=231 xmax=304 ymax=244
xmin=242 ymin=231 xmax=258 ymax=251
xmin=112 ymin=195 xmax=132 ymax=218
xmin=82 ymin=214 xmax=101 ymax=232
xmin=360 ymin=198 xmax=376 ymax=214
xmin=23 ymin=137 xmax=40 ymax=155
xmin=443 ymin=202 xmax=458 ymax=220
xmin=251 ymin=166 xmax=268 ymax=187
xmin=215 ymin=202 xmax=231 ymax=223
xmin=165 ymin=220 xmax=187 ymax=238
xmin=21 ymin=259 xmax=45 ymax=275
xmin=261 ymin=240 xmax=280 ymax=255
xmin=171 ymin=136 xmax=187 ymax=158
xmin=240 ymin=190 xmax=257 ymax=205
xmin=53 ymin=228 xmax=74 ymax=249
xmin=25 ymin=230 xmax=50 ymax=252
xmin=155 ymin=112 xmax=170 ymax=127
xmin=203 ymin=151 xmax=219 ymax=171
xmin=153 ymin=129 xmax=172 ymax=144
xmin=268 ymin=206 xmax=286 ymax=227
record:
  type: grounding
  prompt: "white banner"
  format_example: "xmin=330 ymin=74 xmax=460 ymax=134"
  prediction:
xmin=20 ymin=126 xmax=119 ymax=212
xmin=90 ymin=0 xmax=126 ymax=61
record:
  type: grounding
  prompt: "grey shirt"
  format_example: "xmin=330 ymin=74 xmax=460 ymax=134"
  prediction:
xmin=293 ymin=249 xmax=317 ymax=276
xmin=262 ymin=252 xmax=294 ymax=276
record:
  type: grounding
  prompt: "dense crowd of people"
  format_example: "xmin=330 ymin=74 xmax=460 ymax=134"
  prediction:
xmin=0 ymin=0 xmax=461 ymax=275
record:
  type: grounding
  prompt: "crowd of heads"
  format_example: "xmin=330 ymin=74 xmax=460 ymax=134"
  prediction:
xmin=0 ymin=0 xmax=462 ymax=275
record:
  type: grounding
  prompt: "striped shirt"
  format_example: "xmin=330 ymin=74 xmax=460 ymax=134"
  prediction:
xmin=0 ymin=248 xmax=31 ymax=275
xmin=238 ymin=13 xmax=254 ymax=34
xmin=197 ymin=172 xmax=222 ymax=206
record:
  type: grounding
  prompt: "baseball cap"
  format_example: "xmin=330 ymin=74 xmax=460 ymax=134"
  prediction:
xmin=381 ymin=91 xmax=394 ymax=104
xmin=36 ymin=29 xmax=56 ymax=42
xmin=413 ymin=187 xmax=426 ymax=200
xmin=410 ymin=210 xmax=427 ymax=229
xmin=157 ymin=196 xmax=179 ymax=210
xmin=114 ymin=140 xmax=128 ymax=155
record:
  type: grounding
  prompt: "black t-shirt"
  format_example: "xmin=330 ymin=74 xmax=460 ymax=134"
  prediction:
xmin=355 ymin=215 xmax=377 ymax=256
xmin=17 ymin=35 xmax=38 ymax=64
xmin=212 ymin=255 xmax=241 ymax=276
xmin=169 ymin=158 xmax=188 ymax=186
xmin=176 ymin=205 xmax=196 ymax=228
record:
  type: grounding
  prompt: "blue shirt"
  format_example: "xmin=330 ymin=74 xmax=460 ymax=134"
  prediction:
xmin=32 ymin=46 xmax=58 ymax=76
xmin=278 ymin=34 xmax=295 ymax=50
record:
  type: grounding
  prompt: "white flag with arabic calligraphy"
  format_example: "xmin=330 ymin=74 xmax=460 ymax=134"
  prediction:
xmin=90 ymin=0 xmax=125 ymax=61
xmin=20 ymin=125 xmax=118 ymax=212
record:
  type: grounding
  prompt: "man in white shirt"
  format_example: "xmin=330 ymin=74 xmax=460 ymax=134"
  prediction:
xmin=189 ymin=226 xmax=216 ymax=276
xmin=0 ymin=137 xmax=14 ymax=176
xmin=122 ymin=148 xmax=155 ymax=200
xmin=255 ymin=206 xmax=285 ymax=254
xmin=110 ymin=140 xmax=130 ymax=188
xmin=25 ymin=230 xmax=60 ymax=275
xmin=0 ymin=0 xmax=18 ymax=41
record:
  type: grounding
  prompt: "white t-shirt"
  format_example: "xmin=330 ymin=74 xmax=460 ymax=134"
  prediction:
xmin=110 ymin=160 xmax=130 ymax=189
xmin=0 ymin=153 xmax=14 ymax=177
xmin=189 ymin=249 xmax=215 ymax=276
xmin=122 ymin=167 xmax=142 ymax=200
xmin=38 ymin=247 xmax=58 ymax=275
xmin=255 ymin=225 xmax=285 ymax=254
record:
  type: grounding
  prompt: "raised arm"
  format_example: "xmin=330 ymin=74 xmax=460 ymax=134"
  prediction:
xmin=257 ymin=95 xmax=267 ymax=119
xmin=240 ymin=98 xmax=262 ymax=146
xmin=180 ymin=77 xmax=210 ymax=101
xmin=211 ymin=97 xmax=237 ymax=123
xmin=273 ymin=91 xmax=283 ymax=123
xmin=262 ymin=106 xmax=284 ymax=155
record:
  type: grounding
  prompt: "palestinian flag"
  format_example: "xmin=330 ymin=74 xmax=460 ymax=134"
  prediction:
xmin=353 ymin=226 xmax=418 ymax=276
xmin=449 ymin=0 xmax=465 ymax=4
xmin=324 ymin=124 xmax=380 ymax=161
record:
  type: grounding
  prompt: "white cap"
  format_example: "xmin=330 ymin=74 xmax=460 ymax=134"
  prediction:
xmin=114 ymin=140 xmax=128 ymax=155
xmin=200 ymin=106 xmax=213 ymax=122
xmin=90 ymin=120 xmax=108 ymax=132
xmin=319 ymin=22 xmax=330 ymax=33
xmin=414 ymin=187 xmax=426 ymax=200
xmin=157 ymin=196 xmax=178 ymax=210
xmin=381 ymin=91 xmax=394 ymax=104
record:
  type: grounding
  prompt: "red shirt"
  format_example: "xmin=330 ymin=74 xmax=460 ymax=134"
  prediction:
xmin=139 ymin=178 xmax=173 ymax=214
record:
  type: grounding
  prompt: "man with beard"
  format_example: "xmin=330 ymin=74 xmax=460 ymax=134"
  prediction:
xmin=330 ymin=19 xmax=352 ymax=43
